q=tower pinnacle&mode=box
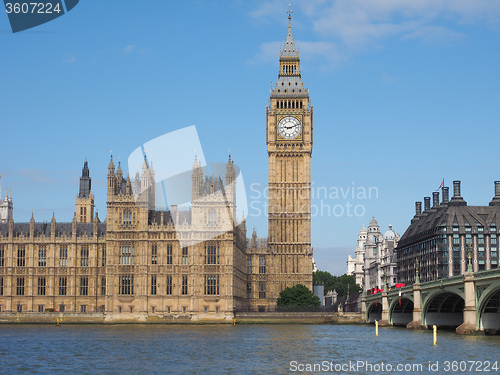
[282,5,298,58]
[270,6,306,98]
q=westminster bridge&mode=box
[362,268,500,334]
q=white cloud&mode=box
[124,44,136,53]
[249,0,284,20]
[296,41,345,67]
[249,0,500,67]
[312,0,500,46]
[249,41,282,64]
[402,25,464,43]
[3,168,78,189]
[381,73,395,83]
[62,57,76,65]
[123,44,151,54]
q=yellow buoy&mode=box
[433,325,437,346]
[375,320,379,336]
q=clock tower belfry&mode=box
[266,7,313,299]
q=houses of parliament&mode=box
[0,11,314,320]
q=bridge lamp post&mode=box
[466,244,473,273]
[415,259,420,284]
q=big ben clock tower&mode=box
[266,7,313,299]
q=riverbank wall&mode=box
[0,312,363,324]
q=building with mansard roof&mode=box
[396,181,500,285]
[0,8,314,319]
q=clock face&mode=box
[278,116,301,139]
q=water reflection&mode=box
[0,324,499,374]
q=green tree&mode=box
[313,270,336,293]
[276,284,320,307]
[313,271,361,297]
[334,274,361,298]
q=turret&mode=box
[358,224,367,245]
[136,154,155,209]
[76,158,94,223]
[0,176,13,223]
[191,155,203,201]
[8,216,14,239]
[251,228,257,248]
[51,212,56,237]
[79,159,91,199]
[93,211,99,236]
[107,155,116,197]
[240,210,246,232]
[126,175,132,195]
[29,212,35,238]
[72,212,77,237]
[141,155,149,193]
[116,161,123,187]
[225,154,236,218]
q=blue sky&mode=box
[1,0,500,275]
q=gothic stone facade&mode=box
[0,156,247,319]
[0,12,314,318]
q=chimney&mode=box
[489,181,500,206]
[449,180,467,206]
[453,180,462,198]
[432,192,440,208]
[415,202,422,216]
[442,187,449,204]
[424,197,431,211]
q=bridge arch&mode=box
[423,291,464,329]
[477,282,500,333]
[389,297,414,326]
[366,301,382,323]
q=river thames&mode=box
[0,324,499,374]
